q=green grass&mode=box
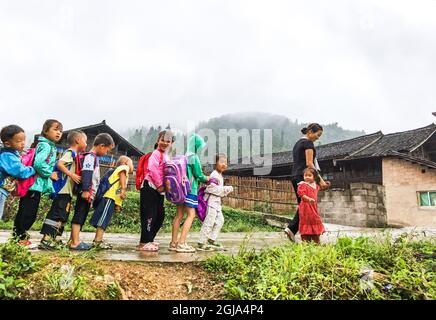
[0,192,280,234]
[204,234,436,300]
[0,241,121,299]
[0,241,39,299]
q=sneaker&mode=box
[17,239,32,246]
[284,227,295,242]
[168,242,178,251]
[176,243,196,253]
[38,239,61,251]
[18,240,38,249]
[207,240,225,251]
[92,241,113,250]
[197,243,214,251]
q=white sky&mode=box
[0,0,435,136]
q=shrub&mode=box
[204,235,436,300]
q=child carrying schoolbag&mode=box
[13,144,50,198]
[72,151,98,195]
[93,168,118,209]
[135,152,152,191]
[50,150,77,199]
[196,178,219,222]
[135,151,164,191]
[163,155,191,205]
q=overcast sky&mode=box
[1,0,436,136]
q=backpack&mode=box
[163,155,191,205]
[135,150,164,190]
[92,168,117,209]
[50,150,77,199]
[12,144,51,198]
[135,152,152,191]
[72,151,98,195]
[196,178,219,222]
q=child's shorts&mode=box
[40,194,72,237]
[72,196,91,227]
[90,197,115,230]
[184,194,198,209]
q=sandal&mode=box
[136,242,159,252]
[69,242,92,251]
[38,239,62,251]
[168,242,178,251]
[176,243,196,253]
[207,240,225,251]
[197,243,214,251]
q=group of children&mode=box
[136,131,233,253]
[0,120,130,250]
[0,121,237,252]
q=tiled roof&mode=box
[226,123,436,172]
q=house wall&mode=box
[382,158,436,227]
[318,183,387,227]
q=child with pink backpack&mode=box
[136,130,174,252]
[197,154,233,251]
[0,125,36,221]
[13,119,63,246]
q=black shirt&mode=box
[291,138,316,177]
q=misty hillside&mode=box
[127,112,366,154]
[196,112,365,152]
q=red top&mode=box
[297,182,325,236]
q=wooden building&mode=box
[225,123,436,226]
[33,120,144,166]
[226,123,436,189]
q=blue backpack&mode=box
[93,169,117,209]
[50,150,77,200]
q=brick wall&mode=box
[382,158,436,227]
[318,183,387,227]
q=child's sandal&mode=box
[137,242,159,252]
[168,242,178,251]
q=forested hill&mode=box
[127,112,365,153]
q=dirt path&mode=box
[101,261,225,300]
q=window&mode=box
[367,165,381,177]
[418,191,436,207]
[322,173,334,180]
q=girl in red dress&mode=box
[297,168,325,244]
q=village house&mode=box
[33,120,144,166]
[225,123,436,227]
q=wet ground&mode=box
[1,224,435,263]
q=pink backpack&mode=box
[13,144,51,198]
[197,178,219,222]
[163,155,191,205]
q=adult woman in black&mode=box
[284,123,330,242]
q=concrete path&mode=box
[1,224,435,263]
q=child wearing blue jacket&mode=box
[0,125,36,220]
